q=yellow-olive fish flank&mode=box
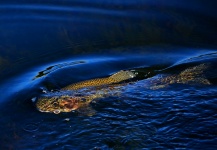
[61,70,136,90]
[36,70,136,114]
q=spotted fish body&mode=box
[36,64,212,114]
[36,70,136,114]
[61,70,136,90]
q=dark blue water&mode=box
[0,0,217,149]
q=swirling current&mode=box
[0,0,217,149]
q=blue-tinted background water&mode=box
[0,0,217,149]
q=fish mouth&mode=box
[36,96,81,114]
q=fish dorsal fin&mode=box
[109,70,136,82]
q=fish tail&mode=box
[178,63,211,85]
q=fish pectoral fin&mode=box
[77,105,96,116]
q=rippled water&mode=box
[0,1,217,149]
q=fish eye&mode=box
[53,102,59,107]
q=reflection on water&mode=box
[0,0,217,81]
[33,60,86,80]
[0,0,217,149]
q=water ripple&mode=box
[0,1,216,149]
[0,3,160,22]
[33,60,85,80]
[1,1,211,23]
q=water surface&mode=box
[0,0,217,149]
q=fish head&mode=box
[36,95,81,114]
